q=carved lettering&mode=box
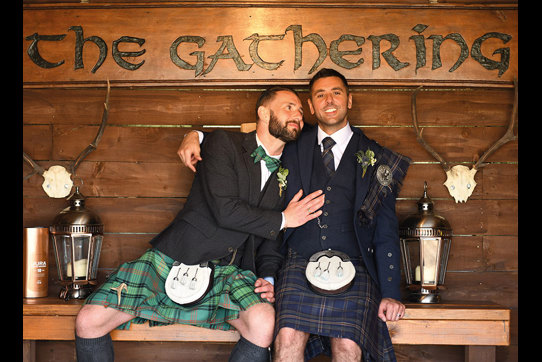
[112,36,146,71]
[428,33,469,72]
[202,35,252,76]
[409,24,428,74]
[329,34,365,69]
[244,33,285,71]
[170,36,206,76]
[69,26,108,73]
[25,33,67,68]
[285,25,327,74]
[471,32,511,77]
[368,34,409,71]
[24,25,514,78]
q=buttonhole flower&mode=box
[355,149,377,178]
[277,167,289,196]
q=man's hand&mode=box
[177,131,202,172]
[254,278,275,303]
[378,297,405,322]
[283,189,325,229]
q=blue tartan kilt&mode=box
[274,249,396,362]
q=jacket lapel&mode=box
[352,126,372,213]
[259,170,284,208]
[241,131,263,206]
[297,125,318,194]
[283,125,317,242]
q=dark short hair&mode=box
[308,68,349,94]
[255,86,299,118]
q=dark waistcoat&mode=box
[288,133,361,259]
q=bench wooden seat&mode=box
[23,296,509,362]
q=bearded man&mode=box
[74,86,325,362]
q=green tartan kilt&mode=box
[84,248,266,331]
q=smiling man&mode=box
[272,69,411,362]
[307,74,353,134]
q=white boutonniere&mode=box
[277,167,289,196]
[355,148,377,178]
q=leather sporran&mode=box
[305,250,356,295]
[165,261,214,306]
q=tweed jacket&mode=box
[281,123,411,300]
[151,129,285,279]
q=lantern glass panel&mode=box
[71,234,91,279]
[53,233,95,280]
[400,238,420,285]
[89,235,103,279]
[53,234,72,281]
[438,237,452,284]
[421,237,441,287]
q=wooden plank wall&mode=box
[22,1,518,361]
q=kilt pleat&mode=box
[274,250,396,362]
[84,248,265,331]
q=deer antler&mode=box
[69,79,111,175]
[473,78,518,170]
[23,80,111,198]
[411,86,451,172]
[23,151,45,180]
[411,80,519,203]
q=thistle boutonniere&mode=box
[355,148,377,178]
[277,167,289,196]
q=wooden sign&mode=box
[23,4,517,88]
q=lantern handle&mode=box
[73,176,84,188]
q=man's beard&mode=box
[268,111,301,142]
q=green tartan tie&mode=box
[251,145,281,173]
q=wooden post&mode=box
[465,345,496,362]
[23,340,35,362]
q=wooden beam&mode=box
[110,323,240,342]
[466,346,496,362]
[23,298,510,345]
[387,319,509,346]
[23,5,517,88]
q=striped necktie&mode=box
[321,137,336,176]
[251,145,281,173]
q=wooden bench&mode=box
[23,296,509,362]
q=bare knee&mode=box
[76,305,100,337]
[75,305,133,339]
[250,303,275,345]
[330,338,361,362]
[232,303,275,347]
[273,327,308,362]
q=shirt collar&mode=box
[317,123,353,149]
[255,134,282,160]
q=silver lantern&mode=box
[50,186,104,300]
[399,182,452,303]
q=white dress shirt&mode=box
[255,135,281,190]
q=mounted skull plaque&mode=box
[410,79,517,203]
